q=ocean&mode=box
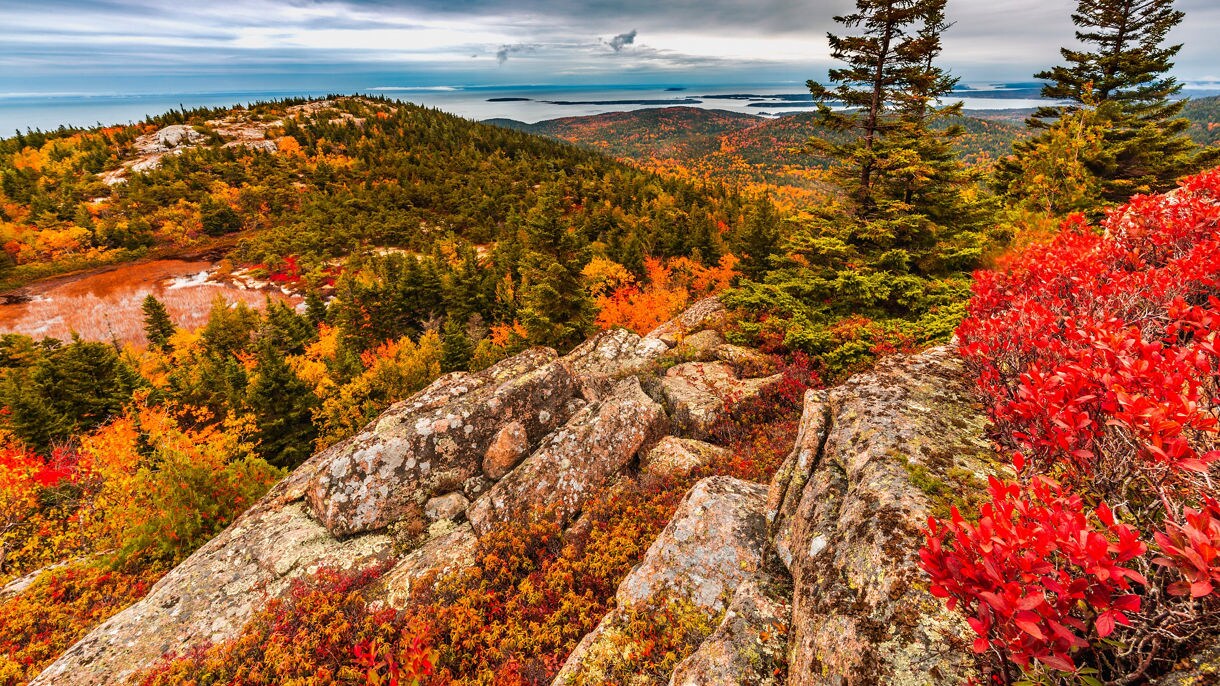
[0,82,1068,134]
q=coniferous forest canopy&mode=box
[1,0,1220,684]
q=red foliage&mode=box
[922,476,1146,673]
[922,168,1220,682]
[1153,498,1220,599]
[0,445,76,488]
[136,566,435,686]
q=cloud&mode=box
[1,0,1219,90]
[608,29,637,52]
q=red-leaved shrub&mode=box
[922,169,1220,684]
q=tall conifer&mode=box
[1006,0,1218,201]
[141,295,176,350]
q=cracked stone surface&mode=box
[563,327,669,381]
[366,523,479,611]
[468,376,667,537]
[306,347,577,537]
[661,361,783,438]
[646,296,727,346]
[553,476,771,685]
[767,345,996,686]
[668,579,791,686]
[30,500,394,686]
[641,436,729,482]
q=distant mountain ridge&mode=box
[490,97,1220,197]
[488,106,1027,197]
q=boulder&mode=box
[562,327,669,380]
[641,436,728,482]
[423,492,469,522]
[137,124,206,154]
[768,345,996,686]
[661,361,783,438]
[766,389,831,568]
[668,580,791,686]
[714,344,777,377]
[553,476,771,685]
[306,347,577,537]
[483,420,529,480]
[30,500,394,686]
[468,377,667,537]
[618,476,769,610]
[674,329,725,358]
[366,523,479,611]
[646,296,728,346]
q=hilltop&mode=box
[490,106,1026,202]
[0,97,765,293]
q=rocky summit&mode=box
[31,299,1000,686]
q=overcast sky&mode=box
[2,0,1219,95]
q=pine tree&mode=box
[0,337,140,452]
[246,336,318,469]
[808,0,935,211]
[518,184,596,349]
[1009,0,1218,201]
[141,295,176,350]
[441,318,473,373]
[805,0,985,270]
[304,290,328,328]
[736,204,782,281]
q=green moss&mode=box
[893,451,989,522]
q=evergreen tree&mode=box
[141,295,176,350]
[805,0,984,270]
[200,198,243,236]
[0,337,140,452]
[246,336,317,469]
[261,299,315,355]
[728,0,985,375]
[1006,0,1218,201]
[441,318,473,373]
[304,290,328,328]
[518,184,596,349]
[735,204,782,281]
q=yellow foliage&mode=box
[314,330,443,448]
[11,147,44,172]
[289,324,342,399]
[581,257,635,297]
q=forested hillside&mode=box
[0,97,762,291]
[5,0,1220,680]
[495,107,1027,207]
[1185,94,1220,146]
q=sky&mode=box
[2,0,1220,96]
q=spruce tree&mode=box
[518,184,596,350]
[1010,0,1218,201]
[141,295,176,350]
[246,336,318,469]
[736,203,782,281]
[728,0,984,375]
[441,318,473,373]
[805,0,984,273]
[304,290,328,328]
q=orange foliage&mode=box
[0,562,165,685]
[593,254,739,335]
[276,135,304,157]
